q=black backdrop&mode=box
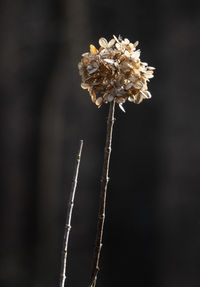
[1,0,200,286]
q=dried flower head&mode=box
[78,35,155,111]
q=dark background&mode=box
[1,0,200,286]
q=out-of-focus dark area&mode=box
[1,0,200,286]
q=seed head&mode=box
[78,35,155,110]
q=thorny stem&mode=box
[59,140,83,287]
[89,101,116,287]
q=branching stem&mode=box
[59,140,83,287]
[89,101,116,287]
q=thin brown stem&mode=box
[89,101,116,287]
[59,140,83,287]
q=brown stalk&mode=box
[89,100,116,287]
[59,140,83,287]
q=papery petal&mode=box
[140,90,152,99]
[119,103,126,112]
[81,83,89,89]
[108,38,115,48]
[88,67,98,74]
[95,97,103,107]
[125,82,133,90]
[115,43,121,50]
[90,44,98,55]
[131,50,141,59]
[82,57,89,64]
[82,52,89,57]
[99,37,108,48]
[90,90,96,103]
[133,81,143,89]
[104,59,115,64]
[145,71,154,79]
[106,95,114,102]
[133,41,139,48]
[113,35,120,43]
[134,94,143,104]
[128,96,135,102]
[123,38,130,44]
[124,50,130,57]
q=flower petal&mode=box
[113,35,120,43]
[134,93,143,104]
[90,44,98,55]
[133,41,139,48]
[88,67,98,74]
[123,38,130,44]
[99,37,108,48]
[128,96,135,102]
[140,90,152,99]
[90,90,96,103]
[104,58,115,64]
[133,81,143,89]
[132,50,141,59]
[108,38,115,48]
[81,83,89,89]
[125,82,133,90]
[115,43,121,50]
[119,103,126,112]
[95,97,103,107]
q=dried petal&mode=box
[133,81,143,89]
[119,103,126,112]
[125,82,133,90]
[108,38,115,48]
[89,68,97,74]
[128,96,135,102]
[134,93,143,104]
[90,44,98,55]
[106,95,114,102]
[95,97,103,107]
[132,50,141,59]
[133,41,139,47]
[99,37,108,48]
[145,71,154,79]
[115,43,121,50]
[116,97,125,103]
[104,59,115,64]
[140,90,152,99]
[90,90,96,103]
[113,35,120,43]
[124,50,130,57]
[123,38,130,44]
[82,52,89,57]
[81,83,89,89]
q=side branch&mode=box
[89,101,116,287]
[59,140,83,287]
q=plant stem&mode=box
[89,100,116,287]
[59,140,83,287]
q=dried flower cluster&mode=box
[78,35,155,111]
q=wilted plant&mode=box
[78,35,155,287]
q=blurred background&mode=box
[0,0,200,286]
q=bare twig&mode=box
[89,101,116,287]
[59,140,83,287]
